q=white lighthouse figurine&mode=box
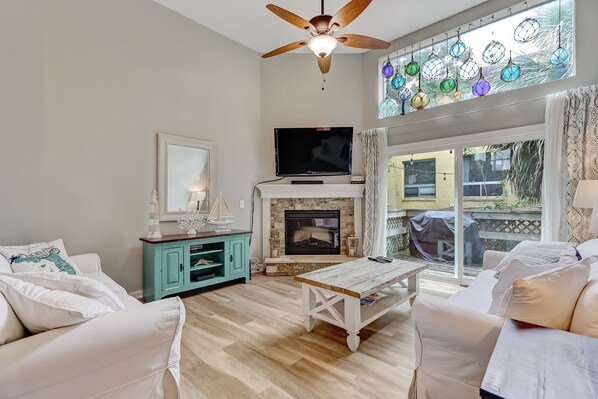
[147,188,162,238]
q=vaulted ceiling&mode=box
[153,0,488,54]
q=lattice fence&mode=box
[386,212,409,254]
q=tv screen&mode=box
[275,127,353,176]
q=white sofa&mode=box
[0,253,186,399]
[410,246,597,399]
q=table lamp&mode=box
[191,191,206,211]
[573,180,598,233]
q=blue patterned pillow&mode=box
[0,239,81,275]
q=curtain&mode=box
[562,84,598,243]
[544,84,598,243]
[542,92,567,241]
[362,127,388,256]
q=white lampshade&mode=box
[191,191,206,202]
[573,180,598,208]
[308,34,338,58]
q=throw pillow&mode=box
[570,276,598,337]
[3,272,126,311]
[494,258,592,331]
[0,239,81,275]
[488,259,563,314]
[0,294,26,345]
[493,241,579,278]
[0,275,112,333]
[576,238,598,259]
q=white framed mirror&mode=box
[157,133,216,221]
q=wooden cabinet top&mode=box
[139,229,251,244]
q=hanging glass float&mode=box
[399,87,412,115]
[500,51,522,82]
[422,51,445,79]
[439,68,456,93]
[405,48,420,77]
[411,72,430,111]
[378,94,399,118]
[459,54,479,80]
[450,29,467,59]
[550,0,569,67]
[391,70,406,90]
[514,18,540,43]
[381,56,394,78]
[472,68,491,97]
[482,40,506,64]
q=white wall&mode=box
[0,0,261,292]
[362,0,598,146]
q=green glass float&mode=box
[450,30,467,59]
[379,94,399,118]
[482,40,506,64]
[405,51,420,77]
[439,68,456,93]
[500,51,521,82]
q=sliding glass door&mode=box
[387,128,545,284]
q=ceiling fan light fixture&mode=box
[308,34,338,58]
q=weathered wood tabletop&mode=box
[481,318,598,399]
[294,257,428,299]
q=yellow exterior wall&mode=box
[388,150,521,211]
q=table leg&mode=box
[408,273,420,307]
[302,283,316,332]
[344,296,361,352]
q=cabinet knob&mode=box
[180,263,183,272]
[230,255,233,262]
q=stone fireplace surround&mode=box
[258,184,364,275]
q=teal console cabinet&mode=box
[140,230,251,302]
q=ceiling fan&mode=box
[261,0,390,75]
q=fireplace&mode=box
[285,210,341,255]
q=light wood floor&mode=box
[179,275,461,399]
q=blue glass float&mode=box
[379,96,399,118]
[472,69,491,97]
[501,53,522,82]
[450,30,467,58]
[550,47,570,65]
[391,73,406,90]
[381,57,394,79]
[399,87,412,115]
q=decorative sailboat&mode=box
[207,190,235,232]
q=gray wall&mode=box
[0,0,261,292]
[362,0,598,146]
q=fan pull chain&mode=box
[321,74,326,90]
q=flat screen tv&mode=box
[275,127,353,176]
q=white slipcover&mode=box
[0,253,185,399]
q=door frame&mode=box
[387,124,545,285]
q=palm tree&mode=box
[485,140,544,204]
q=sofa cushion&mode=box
[0,239,81,275]
[493,241,578,277]
[84,271,128,295]
[495,259,591,330]
[0,294,26,345]
[488,259,567,314]
[446,270,496,312]
[0,256,10,273]
[577,239,598,259]
[570,276,598,337]
[0,275,112,333]
[3,272,126,311]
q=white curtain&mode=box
[362,127,388,256]
[543,84,598,243]
[542,91,567,241]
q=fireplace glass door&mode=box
[285,210,341,255]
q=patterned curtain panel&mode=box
[562,84,598,243]
[362,128,388,256]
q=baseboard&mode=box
[129,289,143,299]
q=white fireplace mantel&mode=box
[258,184,364,261]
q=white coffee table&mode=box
[294,257,428,351]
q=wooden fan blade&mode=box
[329,0,372,31]
[266,4,315,31]
[262,40,308,58]
[317,55,332,74]
[337,34,390,49]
